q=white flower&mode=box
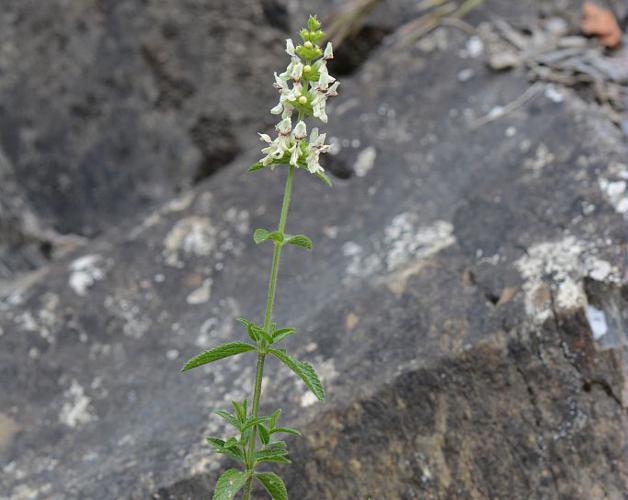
[323,42,334,60]
[286,39,295,57]
[293,120,307,140]
[270,102,283,115]
[276,117,292,135]
[312,93,328,123]
[316,62,335,91]
[304,128,331,174]
[290,142,300,166]
[290,60,304,81]
[258,133,272,143]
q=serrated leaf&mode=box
[251,324,273,345]
[206,438,244,463]
[207,437,226,450]
[253,228,270,244]
[267,231,284,243]
[232,400,246,423]
[316,170,333,187]
[255,448,291,464]
[214,410,241,429]
[256,472,288,500]
[259,423,270,445]
[248,162,265,172]
[272,328,296,343]
[212,468,248,500]
[269,349,326,401]
[238,317,260,343]
[271,427,302,437]
[285,234,312,250]
[242,416,269,432]
[269,409,281,428]
[181,342,256,372]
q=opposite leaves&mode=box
[269,349,325,401]
[181,342,256,372]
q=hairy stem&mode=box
[243,164,295,499]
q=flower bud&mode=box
[298,95,308,105]
[304,41,313,49]
[303,65,312,73]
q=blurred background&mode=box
[1,0,627,498]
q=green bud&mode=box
[304,40,313,49]
[308,15,321,31]
[303,64,312,73]
[298,95,307,104]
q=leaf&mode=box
[285,234,312,250]
[207,437,226,450]
[251,323,273,345]
[206,437,245,463]
[259,423,270,445]
[248,162,265,173]
[242,416,269,432]
[232,400,246,423]
[238,317,260,343]
[271,427,302,437]
[254,229,284,245]
[255,448,291,464]
[214,410,241,429]
[253,229,270,244]
[272,328,296,343]
[316,170,333,187]
[269,409,281,428]
[181,342,256,372]
[269,349,326,401]
[256,472,288,500]
[212,468,249,500]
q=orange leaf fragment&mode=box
[581,1,622,48]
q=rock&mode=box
[1,3,626,500]
[0,0,288,279]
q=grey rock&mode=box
[1,3,627,500]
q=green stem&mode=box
[243,164,295,500]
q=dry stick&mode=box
[471,82,543,128]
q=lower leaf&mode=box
[212,468,249,500]
[256,472,288,500]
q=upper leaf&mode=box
[285,234,312,250]
[269,349,326,401]
[256,472,288,500]
[272,327,296,343]
[214,410,241,429]
[181,342,256,372]
[254,229,284,245]
[271,427,302,437]
[212,468,249,500]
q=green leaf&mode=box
[181,342,256,372]
[206,438,245,463]
[285,234,312,250]
[255,449,291,464]
[212,468,249,500]
[254,229,284,244]
[256,472,288,500]
[242,416,269,432]
[269,409,281,428]
[232,400,246,423]
[272,328,296,343]
[316,170,333,187]
[214,410,241,429]
[271,427,302,437]
[248,162,265,172]
[251,324,273,345]
[253,229,270,244]
[259,423,270,445]
[269,349,326,401]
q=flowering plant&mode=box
[181,15,338,500]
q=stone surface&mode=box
[1,1,627,500]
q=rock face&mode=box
[1,1,627,499]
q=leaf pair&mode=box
[238,317,297,347]
[212,469,287,500]
[253,229,312,250]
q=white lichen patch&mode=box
[354,146,376,177]
[515,236,620,323]
[523,143,555,178]
[300,391,318,408]
[186,278,213,305]
[163,216,217,266]
[68,254,106,296]
[585,305,608,339]
[104,296,152,339]
[59,379,96,428]
[598,177,628,214]
[343,213,455,293]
